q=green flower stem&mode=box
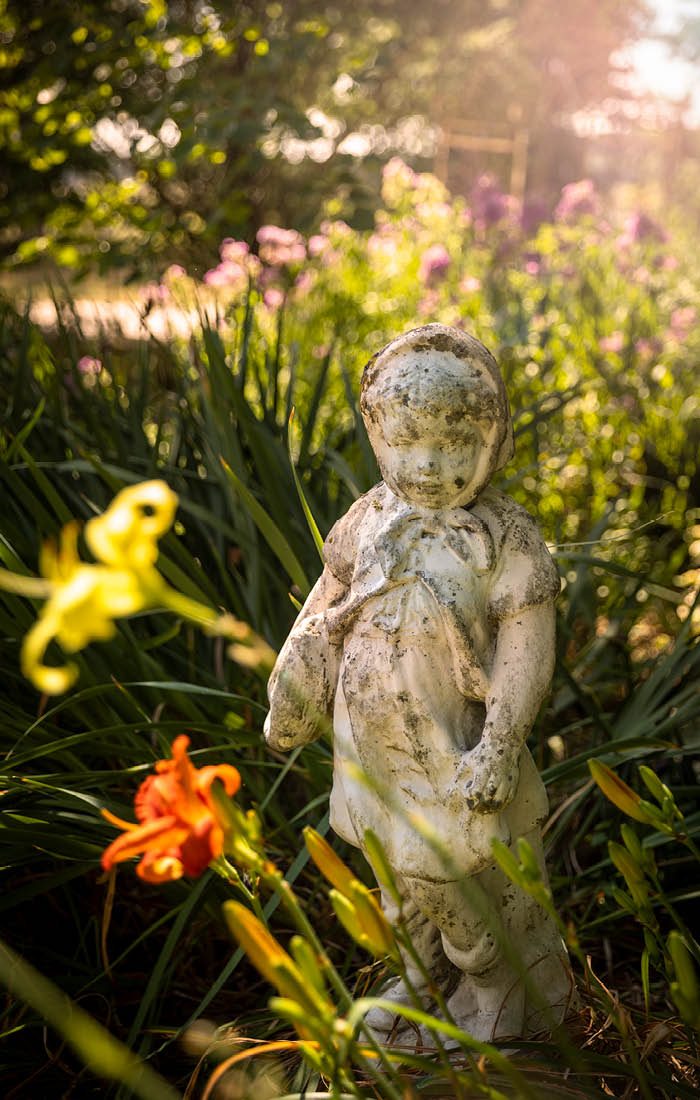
[260,869,407,1100]
[678,831,700,865]
[157,585,220,628]
[647,868,700,964]
[211,857,273,928]
[0,566,52,598]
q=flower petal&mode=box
[85,480,178,569]
[198,764,241,799]
[21,614,79,696]
[101,816,186,870]
[137,852,185,883]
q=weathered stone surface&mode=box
[265,323,575,1043]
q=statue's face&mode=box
[363,350,504,509]
[368,404,499,509]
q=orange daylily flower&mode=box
[101,735,241,883]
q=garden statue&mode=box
[264,323,575,1043]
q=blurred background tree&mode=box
[0,0,656,278]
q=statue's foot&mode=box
[444,975,480,1039]
[363,976,432,1046]
[523,955,579,1036]
[446,975,525,1043]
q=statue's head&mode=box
[360,324,513,509]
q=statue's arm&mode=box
[289,566,349,625]
[263,566,348,752]
[461,602,556,813]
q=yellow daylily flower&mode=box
[17,482,177,694]
[21,564,153,695]
[0,479,275,694]
[85,480,178,570]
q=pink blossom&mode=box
[77,355,102,375]
[319,219,352,238]
[263,287,285,310]
[418,244,450,284]
[635,338,661,359]
[669,306,696,337]
[220,238,250,262]
[382,157,417,187]
[599,332,624,354]
[415,201,452,221]
[162,264,186,282]
[417,289,440,317]
[203,260,247,288]
[256,225,306,266]
[459,275,481,294]
[523,251,542,275]
[294,271,313,293]
[554,179,601,223]
[308,233,339,266]
[308,234,329,257]
[368,231,398,259]
[632,266,651,285]
[141,282,170,304]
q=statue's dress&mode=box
[322,482,560,884]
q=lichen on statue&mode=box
[264,323,575,1043]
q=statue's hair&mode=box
[360,324,514,470]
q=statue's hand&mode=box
[460,740,520,814]
[263,710,297,752]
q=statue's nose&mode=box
[416,453,438,473]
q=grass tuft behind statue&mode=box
[0,167,698,1097]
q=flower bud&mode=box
[589,759,660,826]
[304,826,357,895]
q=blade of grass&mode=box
[287,409,324,561]
[220,458,310,595]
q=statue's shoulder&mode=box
[472,487,546,553]
[473,488,560,614]
[323,482,386,583]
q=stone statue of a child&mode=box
[264,324,574,1041]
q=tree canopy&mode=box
[0,0,651,275]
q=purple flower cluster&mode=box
[617,212,668,249]
[554,179,601,223]
[471,173,521,230]
[418,243,451,284]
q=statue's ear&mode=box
[495,416,515,470]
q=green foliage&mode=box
[0,938,180,1100]
[0,0,651,274]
